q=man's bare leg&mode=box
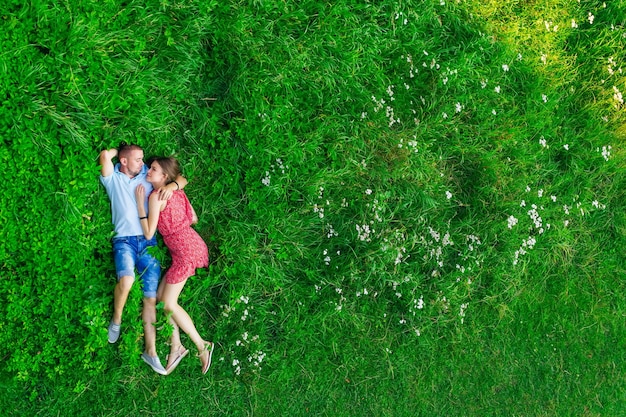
[112,275,134,324]
[142,297,158,357]
[108,275,134,343]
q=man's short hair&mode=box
[118,143,143,160]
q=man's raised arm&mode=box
[99,148,118,177]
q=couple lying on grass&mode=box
[99,143,213,375]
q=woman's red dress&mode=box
[156,190,208,284]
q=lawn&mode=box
[1,0,625,416]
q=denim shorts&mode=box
[112,236,161,298]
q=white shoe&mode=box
[141,352,167,375]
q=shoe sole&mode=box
[165,348,189,375]
[202,343,214,375]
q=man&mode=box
[99,143,187,375]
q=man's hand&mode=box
[99,148,118,177]
[158,184,175,201]
[158,175,187,200]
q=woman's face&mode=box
[146,161,167,185]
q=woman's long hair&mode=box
[150,157,181,185]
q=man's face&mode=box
[121,149,144,178]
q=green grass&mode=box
[1,0,626,415]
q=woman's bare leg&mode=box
[161,281,208,356]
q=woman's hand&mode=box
[135,184,146,210]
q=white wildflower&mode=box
[261,172,271,186]
[613,86,623,105]
[459,303,468,324]
[313,204,324,219]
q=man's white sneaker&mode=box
[107,321,121,344]
[141,353,167,375]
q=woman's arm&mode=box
[135,185,163,240]
[190,202,198,225]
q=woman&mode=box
[135,157,213,375]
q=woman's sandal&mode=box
[165,346,189,375]
[197,342,214,375]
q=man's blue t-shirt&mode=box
[100,164,153,237]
